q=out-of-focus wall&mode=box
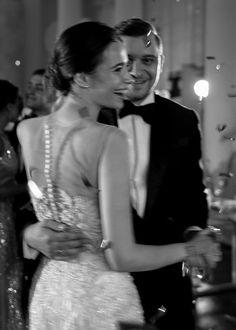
[203,0,236,198]
[0,0,24,90]
[22,0,57,93]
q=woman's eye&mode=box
[114,66,123,73]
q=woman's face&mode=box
[88,40,132,110]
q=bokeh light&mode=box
[194,79,209,100]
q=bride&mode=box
[17,21,220,329]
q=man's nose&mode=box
[129,61,137,77]
[124,67,134,85]
[130,59,144,77]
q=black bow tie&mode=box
[119,101,153,123]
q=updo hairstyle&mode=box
[47,21,119,96]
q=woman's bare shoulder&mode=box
[17,116,47,140]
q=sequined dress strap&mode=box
[44,117,83,221]
[44,119,58,221]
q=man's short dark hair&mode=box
[32,68,46,76]
[115,17,163,52]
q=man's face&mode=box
[122,34,164,104]
[25,74,47,114]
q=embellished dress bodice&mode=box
[28,117,143,330]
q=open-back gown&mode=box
[27,116,143,329]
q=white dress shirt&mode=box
[118,93,154,217]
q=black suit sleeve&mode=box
[182,110,208,229]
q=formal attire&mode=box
[25,116,143,329]
[0,132,24,330]
[99,94,208,330]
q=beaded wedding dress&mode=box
[0,132,24,330]
[28,117,143,330]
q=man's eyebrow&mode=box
[142,54,158,59]
[143,54,157,57]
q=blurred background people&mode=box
[0,79,26,329]
[23,68,55,118]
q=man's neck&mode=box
[132,93,155,106]
[34,107,50,117]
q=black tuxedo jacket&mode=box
[99,94,208,246]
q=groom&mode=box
[22,18,214,330]
[99,18,210,329]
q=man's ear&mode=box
[74,73,89,88]
[160,54,165,72]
